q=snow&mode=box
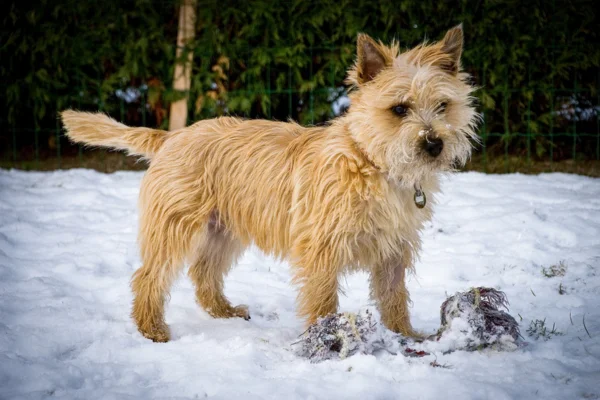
[0,168,599,399]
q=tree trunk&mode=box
[169,0,197,131]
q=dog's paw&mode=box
[401,328,427,341]
[233,304,251,321]
[139,323,171,343]
[410,331,428,342]
[207,303,251,320]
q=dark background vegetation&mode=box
[1,0,599,174]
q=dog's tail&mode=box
[60,110,168,158]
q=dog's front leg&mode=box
[292,248,341,326]
[370,249,422,338]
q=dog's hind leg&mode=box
[131,212,202,342]
[131,259,178,343]
[131,166,212,342]
[188,213,250,320]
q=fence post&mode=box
[481,63,488,173]
[142,89,147,127]
[526,65,531,168]
[97,70,106,171]
[245,49,250,119]
[169,0,197,131]
[550,82,554,165]
[309,47,314,124]
[77,74,84,164]
[120,96,126,168]
[12,125,16,167]
[288,65,292,118]
[34,111,39,169]
[55,104,61,168]
[267,63,271,119]
[572,75,577,161]
[503,71,509,172]
[550,4,555,166]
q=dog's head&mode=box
[344,25,480,187]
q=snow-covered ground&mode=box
[0,169,599,399]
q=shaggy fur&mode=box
[61,25,479,342]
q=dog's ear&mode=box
[438,24,463,74]
[346,33,394,87]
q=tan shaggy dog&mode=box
[61,25,479,343]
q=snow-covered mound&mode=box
[0,169,599,399]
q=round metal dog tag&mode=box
[414,189,426,209]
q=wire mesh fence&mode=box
[477,65,600,172]
[1,54,598,173]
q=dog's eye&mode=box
[438,101,448,113]
[392,105,408,117]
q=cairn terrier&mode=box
[61,24,479,342]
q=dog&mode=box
[61,24,479,342]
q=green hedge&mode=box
[1,0,599,164]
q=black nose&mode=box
[424,138,444,157]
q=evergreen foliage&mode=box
[1,0,599,162]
